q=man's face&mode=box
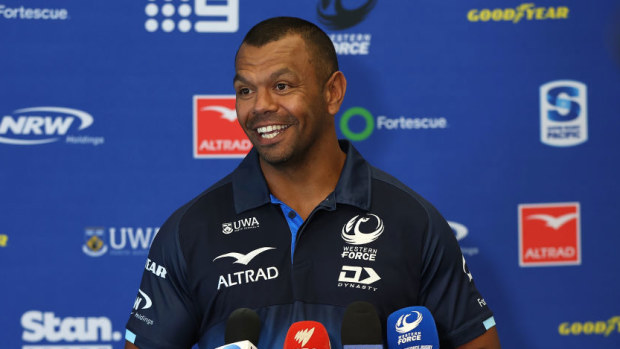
[234,34,333,166]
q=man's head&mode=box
[236,17,339,84]
[233,17,346,167]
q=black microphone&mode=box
[215,308,261,349]
[341,301,384,349]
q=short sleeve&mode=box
[125,212,200,349]
[418,204,495,348]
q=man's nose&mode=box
[253,88,277,115]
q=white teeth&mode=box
[257,125,288,138]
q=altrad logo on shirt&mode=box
[213,247,279,290]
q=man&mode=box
[125,17,500,349]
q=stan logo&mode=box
[317,0,377,30]
[83,227,108,257]
[145,0,238,33]
[395,311,423,334]
[0,106,100,145]
[21,311,123,344]
[341,213,384,245]
[519,202,581,267]
[194,95,252,158]
[294,327,315,346]
[540,80,588,147]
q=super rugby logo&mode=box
[341,213,384,245]
[395,311,423,333]
[0,107,94,145]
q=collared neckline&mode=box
[232,140,372,214]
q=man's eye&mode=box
[238,88,250,95]
[275,83,288,91]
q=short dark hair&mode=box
[237,17,339,82]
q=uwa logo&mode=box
[0,107,95,145]
[83,226,160,257]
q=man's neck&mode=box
[260,140,346,220]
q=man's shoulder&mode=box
[369,165,435,210]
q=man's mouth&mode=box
[256,124,290,139]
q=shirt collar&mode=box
[232,140,372,214]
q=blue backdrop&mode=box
[2,0,620,348]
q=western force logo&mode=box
[213,247,275,265]
[342,213,384,245]
[339,106,448,141]
[519,202,581,267]
[145,0,238,33]
[395,311,423,334]
[467,4,569,23]
[21,311,123,347]
[214,247,279,289]
[294,327,315,346]
[194,95,252,158]
[221,217,260,234]
[0,106,103,146]
[317,0,376,30]
[540,80,588,147]
[82,226,159,257]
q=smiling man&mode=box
[124,17,500,349]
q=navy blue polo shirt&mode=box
[125,140,495,349]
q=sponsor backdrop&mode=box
[1,0,619,348]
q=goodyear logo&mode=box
[559,316,620,336]
[0,234,8,247]
[468,4,569,23]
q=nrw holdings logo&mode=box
[540,80,587,147]
[82,226,159,257]
[144,0,238,33]
[194,95,251,158]
[0,106,104,146]
[338,106,448,141]
[519,202,581,267]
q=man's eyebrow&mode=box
[233,68,298,85]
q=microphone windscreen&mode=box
[386,306,439,349]
[224,308,261,345]
[283,321,331,349]
[341,301,383,346]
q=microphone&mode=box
[386,306,439,349]
[215,308,261,349]
[283,320,331,349]
[341,301,384,349]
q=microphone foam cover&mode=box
[224,308,261,345]
[341,301,383,345]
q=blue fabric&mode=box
[270,194,304,262]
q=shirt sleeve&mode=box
[125,210,200,349]
[418,203,495,348]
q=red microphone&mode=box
[283,321,331,349]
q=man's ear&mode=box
[324,71,347,116]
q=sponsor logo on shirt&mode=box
[221,217,260,234]
[559,316,620,337]
[144,0,239,33]
[145,258,167,279]
[82,226,159,257]
[0,106,104,146]
[540,80,588,147]
[194,95,252,158]
[519,202,581,267]
[341,213,384,245]
[213,247,279,290]
[21,310,123,348]
[132,290,155,326]
[337,265,381,292]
